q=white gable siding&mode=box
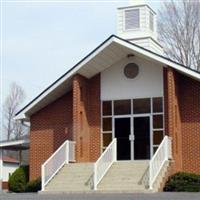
[101,57,163,100]
[131,38,163,54]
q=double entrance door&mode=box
[115,116,151,160]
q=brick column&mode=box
[88,74,101,162]
[72,74,101,162]
[72,75,90,162]
[163,67,183,172]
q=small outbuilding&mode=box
[0,138,30,190]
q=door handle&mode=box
[129,135,135,141]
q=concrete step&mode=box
[44,161,151,193]
[97,161,149,192]
[45,163,94,192]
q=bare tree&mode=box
[3,82,27,140]
[158,0,200,71]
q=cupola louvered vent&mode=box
[117,3,163,54]
[149,11,154,31]
[125,9,140,30]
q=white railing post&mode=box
[93,138,117,190]
[148,136,172,190]
[41,140,75,191]
[41,165,45,191]
[113,139,117,162]
[165,138,168,160]
[149,162,152,190]
[94,163,97,190]
[168,137,172,159]
[66,140,69,164]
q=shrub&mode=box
[25,177,41,192]
[164,172,200,192]
[8,165,29,193]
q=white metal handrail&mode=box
[41,140,75,191]
[149,136,172,189]
[94,138,117,190]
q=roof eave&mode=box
[15,35,116,120]
[14,35,200,120]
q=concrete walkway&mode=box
[0,192,200,200]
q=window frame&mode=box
[101,97,165,156]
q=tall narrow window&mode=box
[125,9,140,30]
[149,12,154,31]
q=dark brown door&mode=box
[115,118,131,160]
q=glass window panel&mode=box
[103,118,112,131]
[114,100,131,115]
[153,97,163,113]
[153,131,163,145]
[153,115,163,129]
[103,101,112,116]
[103,133,112,147]
[133,98,151,114]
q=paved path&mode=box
[0,192,200,200]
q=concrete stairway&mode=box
[97,161,149,192]
[45,163,94,192]
[44,161,150,193]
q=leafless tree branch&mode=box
[3,82,29,140]
[158,0,200,71]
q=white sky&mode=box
[2,0,160,106]
[1,0,161,113]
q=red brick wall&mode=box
[29,92,73,180]
[72,74,101,162]
[164,67,200,174]
[2,182,8,190]
[178,74,200,174]
[29,73,100,179]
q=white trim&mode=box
[0,139,30,148]
[14,113,28,121]
[101,97,164,160]
[113,37,200,80]
[15,37,115,120]
[94,138,117,190]
[15,35,200,120]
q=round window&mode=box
[124,63,139,79]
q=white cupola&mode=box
[117,0,163,54]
